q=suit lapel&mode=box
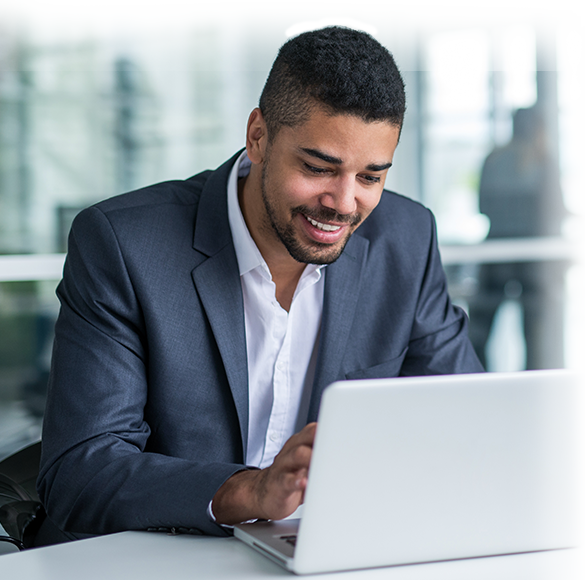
[188,151,370,439]
[307,234,370,421]
[190,153,250,457]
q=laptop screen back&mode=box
[291,370,579,574]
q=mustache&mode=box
[292,205,362,227]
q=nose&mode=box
[319,175,358,216]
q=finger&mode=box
[278,468,308,493]
[275,442,312,473]
[294,469,308,491]
[278,423,317,456]
[297,422,317,444]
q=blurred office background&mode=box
[0,2,583,460]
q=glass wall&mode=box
[0,280,55,458]
[0,29,269,255]
[421,26,542,243]
[419,10,585,370]
[558,26,585,222]
[0,0,240,458]
[0,5,582,459]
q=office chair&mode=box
[0,441,46,550]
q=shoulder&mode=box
[376,189,431,220]
[70,169,217,237]
[358,189,434,242]
[65,170,220,267]
[92,170,213,216]
[76,150,241,234]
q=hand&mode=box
[211,422,317,525]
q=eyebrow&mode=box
[300,147,392,172]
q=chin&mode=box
[286,238,349,265]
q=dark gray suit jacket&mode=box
[37,151,482,538]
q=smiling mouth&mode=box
[305,215,342,232]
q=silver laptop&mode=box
[234,370,580,574]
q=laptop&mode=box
[234,370,580,574]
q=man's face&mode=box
[251,108,401,266]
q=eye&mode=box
[359,174,382,184]
[304,163,330,175]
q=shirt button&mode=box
[269,432,278,442]
[276,361,286,372]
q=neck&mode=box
[271,266,305,312]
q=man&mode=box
[469,107,568,371]
[36,26,482,543]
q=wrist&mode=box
[212,469,265,525]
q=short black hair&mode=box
[259,26,406,139]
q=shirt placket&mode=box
[261,298,291,466]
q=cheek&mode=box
[356,190,384,217]
[280,175,323,207]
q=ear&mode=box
[246,108,268,164]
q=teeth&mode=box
[306,216,341,232]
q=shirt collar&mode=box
[227,150,267,277]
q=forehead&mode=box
[272,108,400,164]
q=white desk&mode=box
[0,531,582,579]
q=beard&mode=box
[260,165,362,265]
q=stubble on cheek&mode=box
[259,165,363,265]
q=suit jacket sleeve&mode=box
[398,209,483,376]
[326,193,483,387]
[37,201,246,537]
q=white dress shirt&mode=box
[227,151,325,469]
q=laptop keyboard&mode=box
[280,534,297,547]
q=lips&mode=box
[305,216,342,232]
[300,213,348,244]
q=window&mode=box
[422,26,539,243]
[557,18,585,214]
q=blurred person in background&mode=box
[468,106,568,370]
